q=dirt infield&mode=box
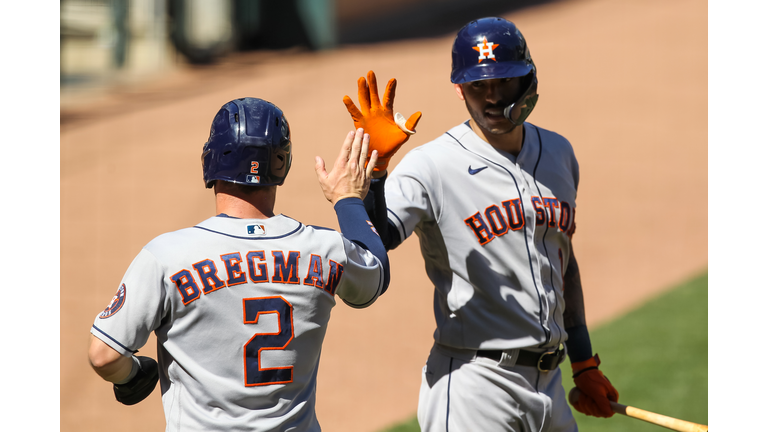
[60,0,706,431]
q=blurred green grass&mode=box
[379,271,708,432]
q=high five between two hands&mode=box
[314,128,378,205]
[315,71,423,202]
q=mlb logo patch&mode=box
[247,224,266,235]
[99,283,127,319]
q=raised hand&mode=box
[343,70,422,172]
[315,128,379,204]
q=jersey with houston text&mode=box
[91,214,384,432]
[386,121,578,351]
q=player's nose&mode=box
[483,80,505,103]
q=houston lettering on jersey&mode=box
[170,250,344,306]
[464,196,575,245]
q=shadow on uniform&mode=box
[420,249,554,430]
[424,249,530,389]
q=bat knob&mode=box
[568,387,582,405]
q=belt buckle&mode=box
[537,345,565,372]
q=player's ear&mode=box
[454,84,465,101]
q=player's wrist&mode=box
[333,196,365,211]
[571,353,600,375]
[372,169,388,178]
[113,356,159,405]
[565,324,593,363]
[114,355,141,384]
[372,156,391,171]
[331,193,363,205]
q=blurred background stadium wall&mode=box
[60,0,554,103]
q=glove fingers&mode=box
[357,76,371,114]
[582,394,612,418]
[405,111,422,131]
[366,70,382,109]
[607,386,619,402]
[382,78,397,113]
[591,392,614,417]
[573,368,617,418]
[343,96,364,125]
[573,396,599,417]
[603,375,619,402]
[581,395,613,417]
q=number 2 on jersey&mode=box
[243,296,294,386]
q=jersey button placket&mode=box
[518,167,551,341]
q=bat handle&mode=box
[609,401,628,415]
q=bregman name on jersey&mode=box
[170,251,344,305]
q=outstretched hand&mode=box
[315,128,379,204]
[343,70,422,172]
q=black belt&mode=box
[476,348,566,372]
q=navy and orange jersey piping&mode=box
[529,125,564,347]
[193,224,303,240]
[92,325,138,354]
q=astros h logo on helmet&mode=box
[473,37,500,62]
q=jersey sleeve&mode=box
[332,197,389,308]
[384,147,441,241]
[90,248,168,356]
[335,235,386,308]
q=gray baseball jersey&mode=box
[386,121,578,351]
[91,214,384,431]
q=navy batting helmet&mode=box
[202,97,292,188]
[451,17,539,126]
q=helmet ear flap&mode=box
[271,116,292,184]
[503,72,538,126]
[270,142,291,182]
[201,148,214,188]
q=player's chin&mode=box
[482,117,515,135]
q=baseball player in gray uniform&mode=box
[88,97,389,431]
[344,17,620,431]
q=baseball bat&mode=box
[568,388,708,432]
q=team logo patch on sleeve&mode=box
[99,283,127,319]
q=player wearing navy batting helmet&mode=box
[89,97,389,431]
[345,17,620,431]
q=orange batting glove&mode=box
[570,354,619,418]
[343,70,422,172]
